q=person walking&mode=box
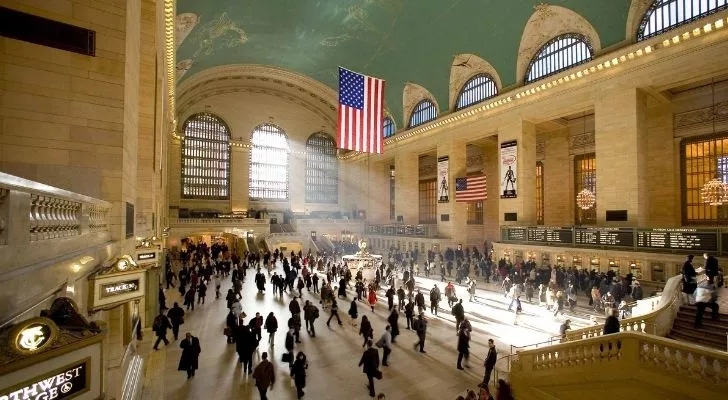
[682,255,697,304]
[404,300,415,330]
[284,327,296,370]
[312,273,320,294]
[396,286,406,311]
[264,312,278,345]
[412,314,427,353]
[250,312,264,343]
[226,310,238,344]
[290,351,308,399]
[483,339,497,387]
[456,324,470,370]
[368,287,378,312]
[184,287,196,311]
[377,325,393,366]
[386,287,395,311]
[213,273,221,299]
[359,315,374,347]
[236,324,256,375]
[197,281,207,304]
[429,285,441,316]
[358,340,380,398]
[559,319,571,342]
[452,299,465,335]
[348,299,359,323]
[166,302,185,340]
[303,300,320,337]
[326,299,343,326]
[253,352,275,400]
[603,308,620,335]
[694,280,720,328]
[387,309,400,343]
[152,311,173,350]
[178,332,201,379]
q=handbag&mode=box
[282,352,292,363]
[223,327,231,336]
[374,370,383,380]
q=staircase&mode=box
[667,305,728,351]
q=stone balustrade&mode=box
[169,217,268,226]
[0,172,112,274]
[510,331,728,397]
[564,274,683,341]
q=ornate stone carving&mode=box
[536,136,545,159]
[570,131,595,151]
[674,101,728,129]
[516,5,602,84]
[402,82,438,127]
[87,204,109,233]
[466,154,483,168]
[29,194,81,241]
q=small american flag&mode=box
[337,67,386,154]
[455,175,487,202]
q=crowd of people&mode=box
[153,239,516,399]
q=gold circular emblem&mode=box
[9,317,59,356]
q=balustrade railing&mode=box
[564,274,683,341]
[169,217,268,225]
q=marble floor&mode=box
[140,266,598,400]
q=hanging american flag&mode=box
[337,67,386,154]
[455,175,487,202]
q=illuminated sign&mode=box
[100,279,140,298]
[137,252,156,261]
[0,360,88,400]
[9,317,58,356]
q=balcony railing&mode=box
[366,223,438,238]
[168,217,269,226]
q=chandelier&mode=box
[576,189,596,210]
[701,177,728,206]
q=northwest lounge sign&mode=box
[0,359,89,400]
[100,279,140,299]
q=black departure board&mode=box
[502,227,527,242]
[574,228,634,247]
[636,229,719,252]
[527,227,573,244]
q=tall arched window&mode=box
[249,123,289,200]
[305,132,338,204]
[525,33,593,84]
[408,100,437,128]
[383,116,396,138]
[638,0,728,41]
[181,113,230,199]
[456,74,498,110]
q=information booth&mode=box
[0,298,105,400]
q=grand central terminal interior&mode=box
[1,1,728,399]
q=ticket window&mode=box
[608,258,620,274]
[650,263,664,282]
[590,257,600,271]
[629,261,642,279]
[556,255,566,267]
[572,256,582,269]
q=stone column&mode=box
[394,151,418,223]
[366,159,389,223]
[230,147,249,212]
[498,118,537,225]
[482,137,500,242]
[595,88,647,226]
[543,127,573,225]
[436,140,466,242]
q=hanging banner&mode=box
[500,140,518,198]
[437,156,449,203]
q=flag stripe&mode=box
[337,67,386,154]
[455,175,488,202]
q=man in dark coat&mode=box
[236,325,256,374]
[178,332,201,379]
[452,299,465,334]
[358,340,380,397]
[253,352,276,400]
[404,300,415,330]
[603,308,620,335]
[483,339,497,386]
[166,302,185,340]
[456,325,470,370]
[386,287,395,310]
[412,314,427,353]
[152,312,172,350]
[303,300,319,337]
[387,309,400,343]
[704,253,719,283]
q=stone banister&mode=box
[564,274,683,341]
[511,331,728,398]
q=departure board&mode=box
[574,228,634,247]
[527,227,573,244]
[502,227,527,242]
[636,229,718,252]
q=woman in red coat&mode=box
[367,285,377,312]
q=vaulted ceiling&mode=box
[176,0,634,122]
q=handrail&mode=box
[564,274,683,341]
[0,171,111,208]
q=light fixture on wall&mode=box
[700,79,728,206]
[576,188,596,210]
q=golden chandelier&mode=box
[576,189,596,210]
[700,177,728,206]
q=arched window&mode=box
[383,116,396,138]
[638,0,728,41]
[408,100,437,128]
[305,132,338,204]
[456,74,498,110]
[525,33,593,84]
[249,123,289,200]
[181,113,230,199]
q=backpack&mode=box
[412,319,421,331]
[152,317,162,331]
[312,306,320,319]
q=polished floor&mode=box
[140,264,597,400]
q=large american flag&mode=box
[337,67,386,154]
[455,175,487,202]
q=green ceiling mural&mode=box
[176,0,633,123]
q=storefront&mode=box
[0,298,105,400]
